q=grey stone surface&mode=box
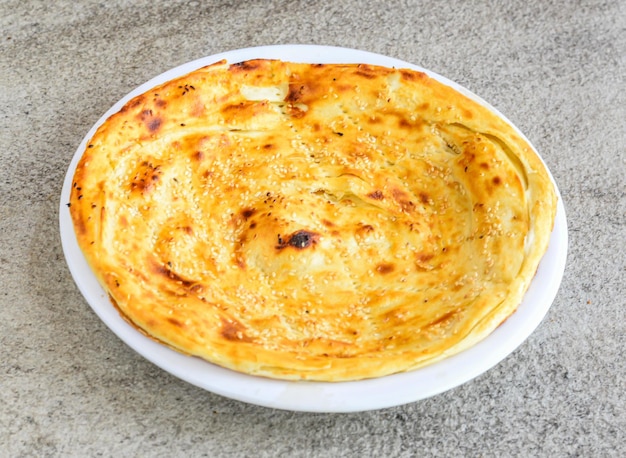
[1,0,624,456]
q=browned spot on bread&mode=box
[130,180,154,194]
[151,262,194,288]
[286,83,306,103]
[241,207,256,219]
[419,192,430,204]
[193,151,204,161]
[492,176,502,185]
[285,80,322,105]
[429,309,458,327]
[147,118,162,132]
[235,256,246,270]
[120,95,145,113]
[233,229,248,269]
[367,190,384,200]
[136,108,163,133]
[460,152,477,173]
[392,188,408,200]
[375,263,395,274]
[355,66,377,79]
[400,69,427,82]
[417,253,434,263]
[415,252,436,270]
[155,98,167,108]
[167,317,184,328]
[129,162,162,195]
[137,108,151,119]
[356,224,374,236]
[189,284,204,294]
[220,318,253,342]
[229,59,264,72]
[398,117,412,128]
[287,105,307,118]
[336,84,354,93]
[221,100,257,114]
[392,188,415,212]
[73,212,87,236]
[221,100,272,124]
[480,162,490,170]
[321,219,335,227]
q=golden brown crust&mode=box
[70,59,557,381]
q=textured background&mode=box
[1,0,624,456]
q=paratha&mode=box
[69,59,557,381]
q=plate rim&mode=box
[59,44,568,412]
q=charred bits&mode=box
[276,230,319,251]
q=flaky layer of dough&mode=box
[70,60,556,381]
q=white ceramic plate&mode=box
[59,44,568,412]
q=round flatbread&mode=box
[69,59,556,381]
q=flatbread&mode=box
[69,59,557,381]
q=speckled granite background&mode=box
[1,0,624,456]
